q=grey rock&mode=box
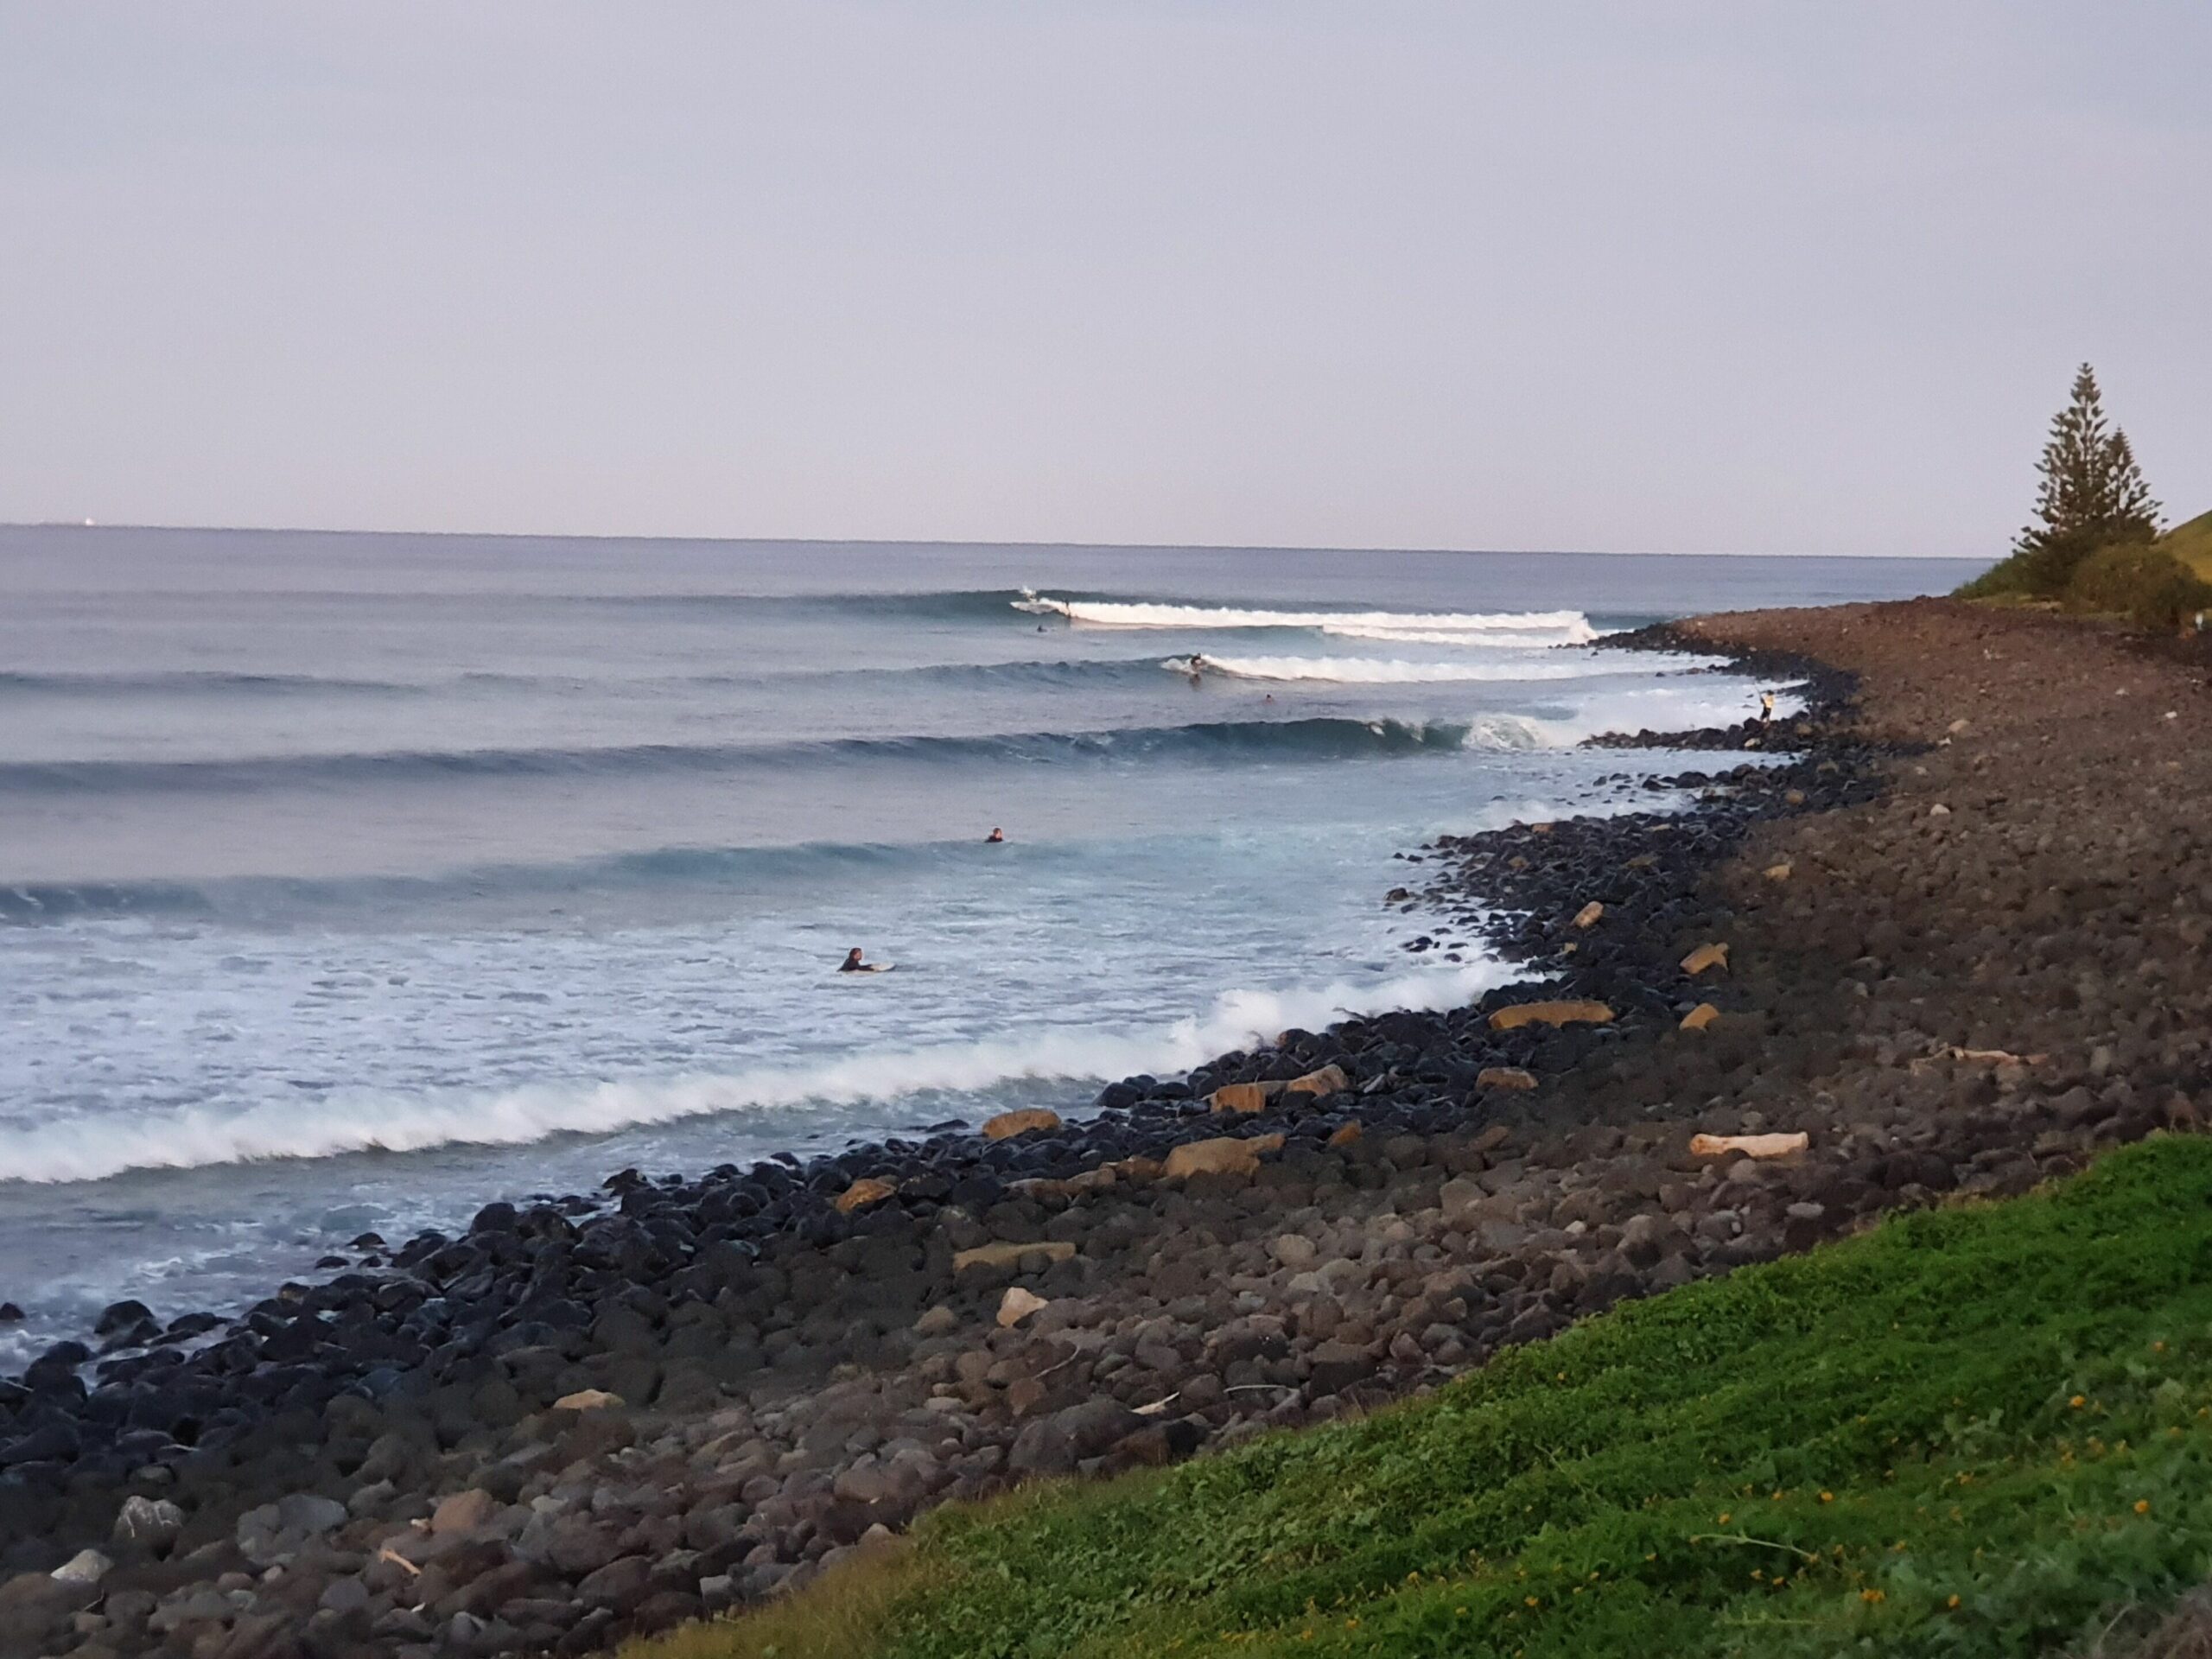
[113,1495,184,1550]
[318,1578,371,1616]
[237,1491,349,1565]
[50,1548,111,1586]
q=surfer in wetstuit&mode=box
[986,827,1005,843]
[838,948,887,974]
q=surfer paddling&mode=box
[986,827,1005,843]
[838,948,891,974]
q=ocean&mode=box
[0,528,1969,1363]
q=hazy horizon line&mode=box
[0,519,1985,563]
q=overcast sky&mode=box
[0,3,2204,556]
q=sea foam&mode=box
[0,960,1510,1184]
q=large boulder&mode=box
[953,1240,1077,1273]
[237,1492,349,1565]
[1208,1081,1280,1114]
[1283,1063,1351,1098]
[982,1108,1063,1140]
[1164,1135,1284,1180]
[114,1495,184,1551]
[833,1177,899,1214]
[1008,1398,1145,1476]
[1487,1000,1614,1032]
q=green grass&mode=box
[1958,509,2212,619]
[633,1137,2212,1659]
[2160,511,2212,584]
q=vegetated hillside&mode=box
[632,1135,2212,1659]
[1960,509,2212,626]
[2158,510,2212,582]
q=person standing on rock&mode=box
[1759,691,1775,723]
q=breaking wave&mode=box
[1015,592,1600,645]
[1167,653,1691,685]
[0,961,1508,1183]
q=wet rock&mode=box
[983,1109,1063,1140]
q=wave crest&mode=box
[0,962,1507,1183]
[1017,593,1599,645]
[1167,653,1656,685]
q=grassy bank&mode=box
[2161,510,2212,582]
[1959,510,2212,626]
[632,1136,2212,1659]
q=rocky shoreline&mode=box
[5,596,2202,1659]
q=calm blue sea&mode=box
[0,528,1972,1358]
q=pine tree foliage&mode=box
[2012,363,2163,593]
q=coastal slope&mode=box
[8,597,2210,1659]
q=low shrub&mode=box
[2065,543,2212,630]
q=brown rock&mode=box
[982,1108,1063,1140]
[1283,1064,1351,1097]
[1326,1122,1363,1147]
[1688,1131,1808,1160]
[1014,1166,1120,1199]
[1679,1002,1720,1032]
[429,1489,497,1536]
[551,1389,622,1412]
[1209,1081,1281,1114]
[1164,1134,1285,1180]
[1477,1066,1537,1091]
[997,1287,1048,1328]
[1762,861,1793,881]
[1573,900,1604,928]
[953,1240,1077,1272]
[1680,943,1730,976]
[834,1176,899,1213]
[1488,999,1614,1032]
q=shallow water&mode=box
[0,529,1971,1360]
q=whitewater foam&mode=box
[1171,653,1668,685]
[0,960,1509,1184]
[1016,594,1600,645]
